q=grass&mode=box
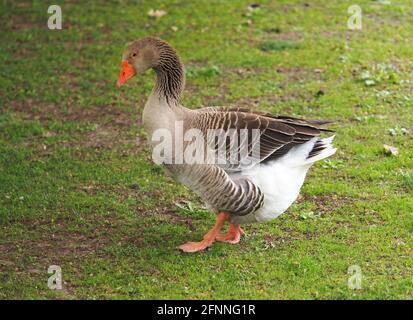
[0,0,412,299]
[259,40,299,52]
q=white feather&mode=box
[230,136,336,224]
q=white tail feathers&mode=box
[303,135,336,165]
[277,135,336,168]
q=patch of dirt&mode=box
[0,213,144,298]
[79,124,141,150]
[77,182,197,231]
[268,31,301,42]
[185,64,322,109]
[2,218,112,258]
[158,207,196,232]
[9,9,38,31]
[0,214,143,277]
[262,194,354,248]
[299,193,354,214]
[225,91,314,111]
[8,1,75,32]
[129,189,198,231]
[225,66,268,76]
[263,228,319,247]
[10,99,137,124]
[9,99,147,153]
[364,11,404,29]
[275,65,324,82]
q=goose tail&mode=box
[303,135,336,165]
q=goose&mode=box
[117,37,336,253]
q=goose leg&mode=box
[216,224,244,244]
[178,212,228,253]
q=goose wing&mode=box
[192,106,332,171]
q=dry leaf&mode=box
[383,144,399,156]
[147,9,167,18]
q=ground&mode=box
[0,0,412,299]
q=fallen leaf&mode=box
[147,9,167,18]
[383,144,399,156]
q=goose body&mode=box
[117,37,336,252]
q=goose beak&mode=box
[117,60,136,87]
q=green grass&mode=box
[259,40,299,52]
[1,0,412,299]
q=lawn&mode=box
[0,0,412,299]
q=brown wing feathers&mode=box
[199,107,333,166]
[198,110,295,165]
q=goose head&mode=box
[117,37,185,104]
[117,37,161,87]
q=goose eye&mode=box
[132,52,137,57]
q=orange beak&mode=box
[117,60,136,87]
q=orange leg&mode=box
[216,223,244,244]
[178,212,228,253]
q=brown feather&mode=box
[194,106,334,169]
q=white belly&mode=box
[229,139,321,224]
[230,160,311,224]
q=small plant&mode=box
[259,40,298,52]
[360,70,376,86]
[186,65,222,78]
[259,80,278,93]
[322,159,345,169]
[376,90,391,98]
[387,126,408,136]
[355,115,375,123]
[358,62,401,87]
[399,170,413,191]
[300,211,320,220]
[84,123,100,132]
[175,200,196,213]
